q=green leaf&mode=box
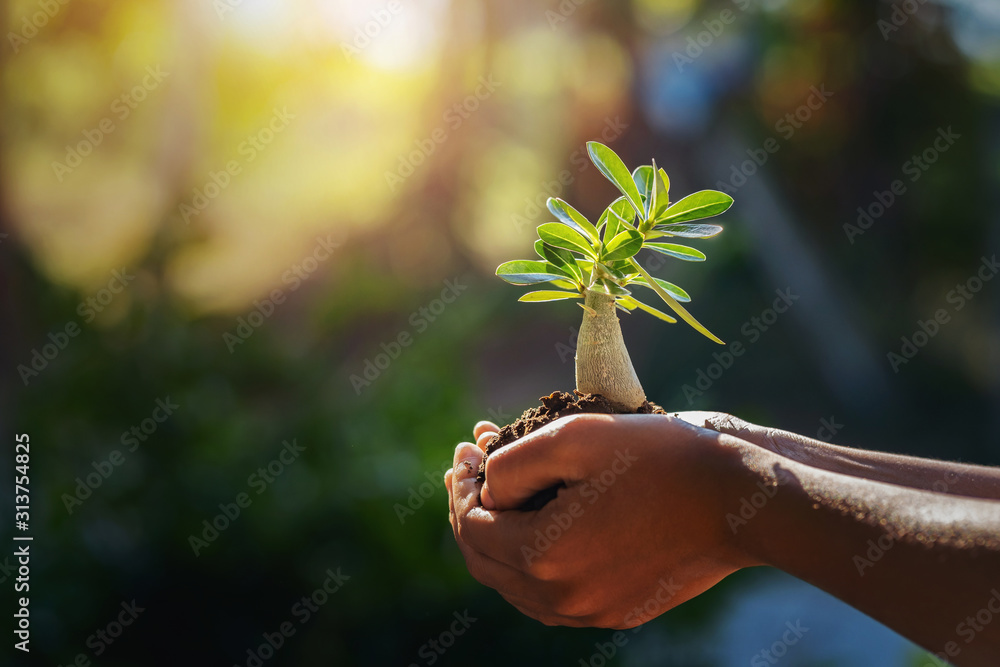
[655,190,733,225]
[536,240,584,282]
[627,257,723,344]
[602,207,621,243]
[496,260,567,285]
[596,261,626,281]
[620,296,678,323]
[547,198,600,243]
[587,141,644,216]
[600,197,635,243]
[631,276,691,302]
[657,167,671,206]
[650,160,670,220]
[518,290,583,302]
[549,278,578,290]
[603,228,644,262]
[646,242,707,262]
[610,196,636,225]
[632,165,653,211]
[653,222,723,239]
[537,223,598,259]
[598,279,631,296]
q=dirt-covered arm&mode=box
[677,411,1000,500]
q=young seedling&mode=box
[497,141,733,412]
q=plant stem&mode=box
[575,289,647,411]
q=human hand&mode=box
[444,413,759,628]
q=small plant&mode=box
[496,141,733,411]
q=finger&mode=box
[498,591,600,628]
[450,446,550,569]
[447,472,457,534]
[453,535,543,601]
[475,430,497,453]
[445,468,455,526]
[451,442,485,528]
[481,415,596,511]
[474,421,500,440]
[496,591,586,627]
[451,442,484,505]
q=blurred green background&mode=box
[2,0,999,665]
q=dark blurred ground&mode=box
[2,0,999,665]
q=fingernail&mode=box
[476,431,495,451]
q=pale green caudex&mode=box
[496,141,733,411]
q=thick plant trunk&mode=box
[575,289,647,411]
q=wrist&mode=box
[702,429,795,570]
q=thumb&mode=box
[481,416,588,511]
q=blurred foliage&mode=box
[2,0,999,664]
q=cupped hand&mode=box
[445,413,760,628]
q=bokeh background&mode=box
[2,0,1000,665]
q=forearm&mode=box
[689,413,1000,500]
[720,437,1000,665]
[766,427,1000,499]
